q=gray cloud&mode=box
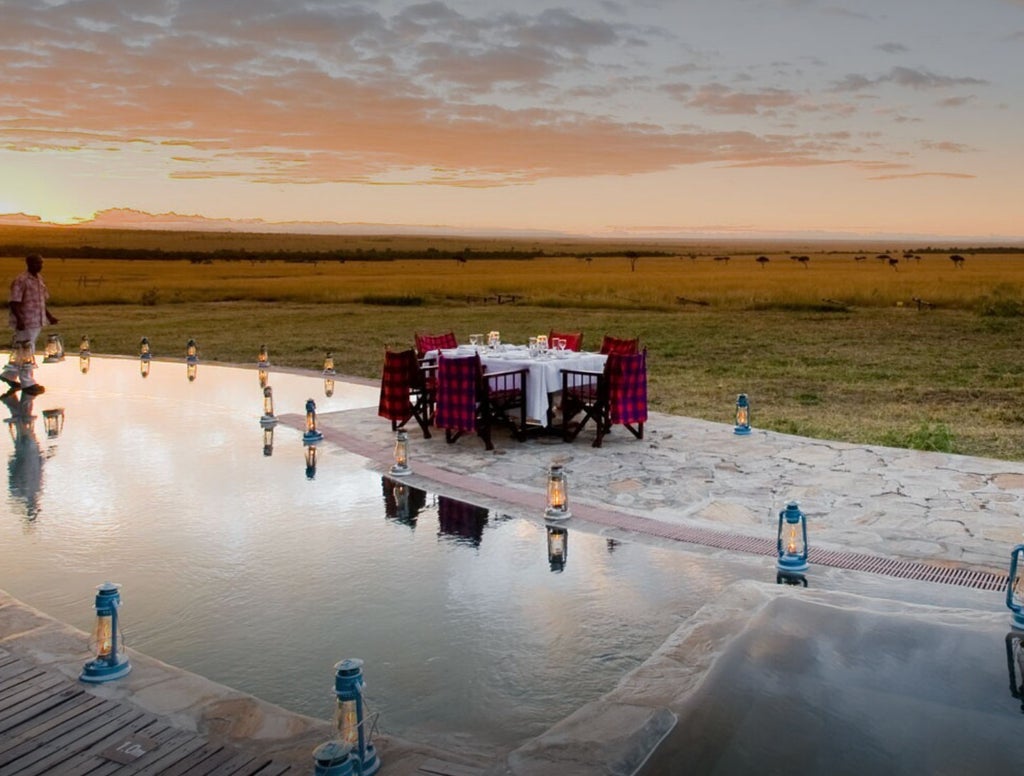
[831,66,988,92]
[875,42,909,54]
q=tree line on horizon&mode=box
[0,243,681,263]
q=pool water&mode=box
[637,595,1024,775]
[0,355,777,755]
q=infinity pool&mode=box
[0,355,778,756]
[0,356,1013,764]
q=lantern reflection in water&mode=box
[304,444,318,479]
[547,525,568,572]
[1006,631,1024,713]
[381,477,426,525]
[41,408,64,438]
[260,385,277,426]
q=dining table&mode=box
[430,345,607,426]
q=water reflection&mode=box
[381,477,426,526]
[547,525,568,572]
[1006,631,1024,713]
[437,495,488,546]
[3,392,45,521]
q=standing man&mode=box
[2,254,58,395]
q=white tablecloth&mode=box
[433,346,606,424]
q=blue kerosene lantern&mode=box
[390,430,411,476]
[776,501,809,574]
[80,582,132,683]
[734,393,751,435]
[312,741,356,776]
[303,398,324,444]
[1006,544,1024,630]
[334,659,381,776]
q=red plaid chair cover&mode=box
[561,349,646,447]
[434,353,492,449]
[414,330,458,359]
[608,350,647,427]
[599,335,640,355]
[548,330,583,352]
[378,348,433,437]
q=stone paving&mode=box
[314,397,1024,578]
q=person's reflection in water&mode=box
[3,391,44,521]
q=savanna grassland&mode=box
[3,225,1023,460]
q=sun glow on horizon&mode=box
[0,1,1021,240]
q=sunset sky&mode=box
[2,0,1022,240]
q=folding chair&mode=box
[414,331,458,360]
[434,354,528,450]
[599,335,640,355]
[561,349,647,447]
[548,330,584,352]
[378,348,434,438]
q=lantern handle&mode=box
[1007,544,1024,615]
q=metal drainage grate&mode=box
[609,515,1009,592]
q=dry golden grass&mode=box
[3,226,1023,459]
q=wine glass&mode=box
[556,337,567,352]
[469,333,480,347]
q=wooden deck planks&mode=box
[0,649,298,774]
[0,707,148,776]
[0,695,115,764]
